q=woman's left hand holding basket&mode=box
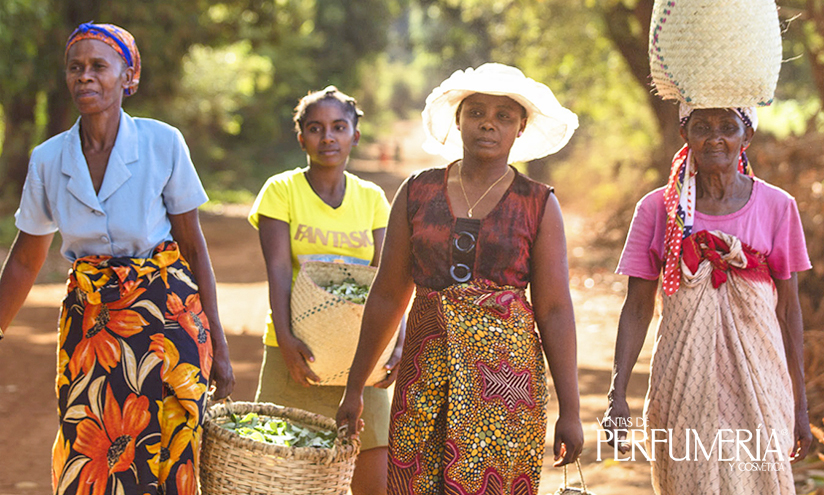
[553,413,585,467]
[209,329,235,400]
[337,388,365,439]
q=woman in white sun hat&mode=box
[338,63,583,494]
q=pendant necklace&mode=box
[458,161,511,218]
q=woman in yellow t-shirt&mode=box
[248,86,401,495]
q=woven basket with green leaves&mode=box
[290,261,398,386]
[200,401,360,494]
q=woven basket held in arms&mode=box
[290,261,399,386]
[649,0,782,107]
[200,401,360,495]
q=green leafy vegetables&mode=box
[322,278,370,304]
[218,412,336,448]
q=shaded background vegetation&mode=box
[0,0,822,329]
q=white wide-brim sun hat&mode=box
[421,63,579,163]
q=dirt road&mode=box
[0,162,657,494]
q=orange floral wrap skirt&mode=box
[52,242,213,495]
[388,280,548,495]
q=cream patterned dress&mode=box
[645,231,794,494]
[617,182,811,495]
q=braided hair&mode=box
[293,86,364,133]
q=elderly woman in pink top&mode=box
[603,106,812,495]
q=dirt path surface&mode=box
[0,159,658,494]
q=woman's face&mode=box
[298,100,360,169]
[457,93,527,162]
[65,39,132,116]
[680,109,754,173]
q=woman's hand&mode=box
[602,395,632,454]
[371,348,401,388]
[279,334,321,386]
[790,408,812,464]
[553,414,584,467]
[210,335,235,400]
[371,317,406,389]
[336,388,365,439]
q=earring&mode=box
[517,131,523,137]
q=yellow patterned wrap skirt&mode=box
[388,280,548,495]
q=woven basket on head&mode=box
[648,0,782,108]
[291,261,398,386]
[200,401,360,495]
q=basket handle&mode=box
[562,459,588,493]
[205,394,233,420]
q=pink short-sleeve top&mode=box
[617,178,811,281]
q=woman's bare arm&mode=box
[603,276,658,452]
[367,226,407,389]
[257,215,321,385]
[337,180,415,433]
[529,193,582,466]
[169,209,235,399]
[0,231,54,333]
[774,274,811,463]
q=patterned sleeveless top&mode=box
[406,163,553,290]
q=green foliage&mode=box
[1,0,824,221]
[382,0,661,208]
[219,412,337,448]
[0,214,18,247]
[322,279,370,304]
[170,40,276,189]
[179,41,274,136]
[0,0,61,102]
[758,99,824,139]
[201,188,257,212]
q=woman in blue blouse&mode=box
[0,23,233,494]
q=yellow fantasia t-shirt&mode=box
[248,168,390,346]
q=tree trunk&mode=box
[804,0,824,104]
[601,0,682,178]
[0,0,97,208]
[648,97,682,172]
[46,88,74,140]
[0,94,38,203]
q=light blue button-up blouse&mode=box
[14,110,208,262]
